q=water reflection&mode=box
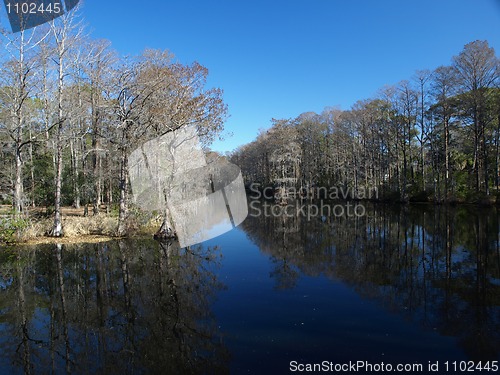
[0,240,229,374]
[1,204,499,373]
[241,203,500,361]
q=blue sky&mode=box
[80,0,500,152]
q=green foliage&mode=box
[463,191,495,205]
[128,204,156,227]
[108,204,120,217]
[62,163,75,206]
[379,189,402,203]
[0,195,12,205]
[454,170,471,200]
[409,190,432,203]
[26,152,54,207]
[0,215,30,244]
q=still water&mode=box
[0,204,499,374]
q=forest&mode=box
[231,40,500,204]
[0,3,499,245]
[0,8,227,242]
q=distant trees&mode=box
[0,5,226,237]
[0,26,48,215]
[453,40,499,195]
[429,65,457,196]
[232,40,500,203]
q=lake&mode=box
[0,203,499,374]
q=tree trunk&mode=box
[474,109,481,192]
[496,109,500,191]
[50,45,65,237]
[92,144,101,215]
[12,31,26,216]
[117,148,129,236]
[70,139,81,209]
[444,115,450,198]
[29,129,35,208]
[483,128,490,196]
[92,88,102,215]
[154,205,176,241]
[420,93,426,191]
[51,124,64,237]
[14,147,24,214]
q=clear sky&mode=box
[79,0,500,152]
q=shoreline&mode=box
[22,235,118,246]
[2,200,499,247]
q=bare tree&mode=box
[413,69,432,190]
[83,39,116,215]
[48,7,84,236]
[112,50,227,238]
[108,57,160,236]
[430,65,458,197]
[453,40,500,194]
[0,26,48,214]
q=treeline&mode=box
[231,40,500,203]
[0,6,227,237]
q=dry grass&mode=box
[23,235,115,246]
[2,205,161,245]
[0,205,92,217]
[62,215,119,237]
[18,218,50,241]
[15,213,119,244]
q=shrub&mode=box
[0,215,31,244]
[409,190,432,203]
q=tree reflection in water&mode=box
[0,239,229,374]
[1,204,499,372]
[241,203,500,361]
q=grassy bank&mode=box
[0,205,161,245]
